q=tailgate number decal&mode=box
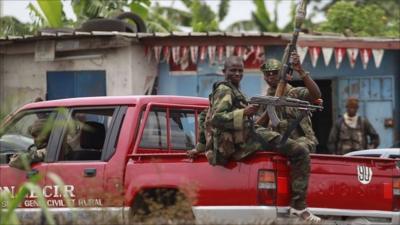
[357,165,373,184]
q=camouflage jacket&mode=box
[327,116,380,155]
[261,84,318,152]
[209,81,279,164]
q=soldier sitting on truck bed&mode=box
[188,56,321,224]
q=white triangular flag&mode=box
[226,46,235,58]
[372,49,384,68]
[309,47,321,68]
[346,48,359,68]
[153,46,162,63]
[208,46,216,65]
[360,48,371,70]
[297,46,308,64]
[190,46,198,64]
[322,47,333,66]
[171,46,180,64]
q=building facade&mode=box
[1,32,399,152]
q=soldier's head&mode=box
[260,58,282,88]
[223,56,244,87]
[345,96,359,117]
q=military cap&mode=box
[260,59,282,72]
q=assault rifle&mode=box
[275,0,307,97]
[249,96,323,127]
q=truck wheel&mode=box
[129,189,194,224]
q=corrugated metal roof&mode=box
[0,31,399,49]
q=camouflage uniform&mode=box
[210,80,311,210]
[260,59,318,152]
[261,84,318,152]
[8,118,51,170]
[327,116,380,155]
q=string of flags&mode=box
[145,45,385,71]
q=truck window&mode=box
[58,108,116,161]
[0,110,57,164]
[139,108,167,149]
[169,110,195,150]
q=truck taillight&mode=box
[257,170,276,205]
[393,178,400,211]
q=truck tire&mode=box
[114,12,146,33]
[129,189,194,224]
[79,12,146,33]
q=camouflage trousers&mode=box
[233,126,311,210]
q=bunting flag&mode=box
[360,48,371,69]
[243,46,255,61]
[253,45,265,63]
[190,46,198,64]
[308,47,321,68]
[235,46,245,58]
[171,46,181,64]
[335,47,346,69]
[322,47,333,66]
[208,46,216,65]
[226,46,235,58]
[217,46,225,64]
[346,48,359,68]
[372,49,384,68]
[180,46,190,70]
[162,46,170,63]
[199,46,207,62]
[144,46,152,63]
[153,46,162,63]
[297,46,308,64]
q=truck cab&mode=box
[1,96,399,225]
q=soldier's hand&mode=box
[244,104,259,116]
[290,52,303,72]
[187,149,198,158]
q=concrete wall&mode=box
[0,41,157,113]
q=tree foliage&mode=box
[0,0,398,37]
[317,1,399,37]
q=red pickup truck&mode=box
[0,96,399,224]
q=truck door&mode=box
[45,107,120,210]
[0,110,59,208]
[131,104,252,205]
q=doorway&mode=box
[291,79,333,154]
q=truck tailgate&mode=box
[307,155,398,211]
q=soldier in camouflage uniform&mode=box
[327,97,380,155]
[202,55,321,223]
[9,117,52,170]
[258,52,322,153]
